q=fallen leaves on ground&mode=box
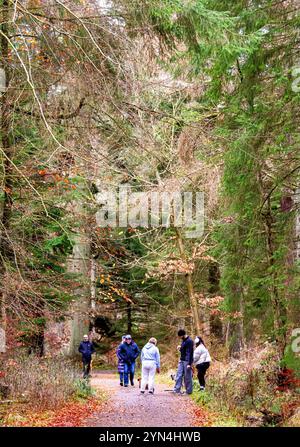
[3,397,103,427]
[49,398,102,427]
[192,405,214,426]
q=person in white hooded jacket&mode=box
[193,336,211,391]
[140,337,160,394]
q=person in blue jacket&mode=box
[118,334,140,387]
[78,334,95,379]
[173,329,194,394]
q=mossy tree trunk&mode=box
[66,232,91,356]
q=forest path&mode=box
[84,371,203,427]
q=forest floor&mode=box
[84,370,212,427]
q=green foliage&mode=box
[43,234,73,254]
[192,379,240,426]
[73,379,95,399]
[281,344,300,379]
[42,288,75,308]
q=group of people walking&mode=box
[117,335,160,393]
[116,329,211,394]
[78,329,211,393]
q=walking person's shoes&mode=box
[130,380,134,386]
[124,384,128,387]
[200,386,205,391]
[149,390,154,394]
[120,382,123,386]
[140,390,145,394]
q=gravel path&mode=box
[84,371,196,427]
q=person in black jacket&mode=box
[118,334,140,387]
[173,329,194,394]
[78,334,95,379]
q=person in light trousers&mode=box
[140,337,160,394]
[173,329,194,394]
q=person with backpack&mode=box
[140,337,160,394]
[193,336,211,391]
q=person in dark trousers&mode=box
[118,334,140,387]
[116,335,126,386]
[78,334,95,379]
[173,329,194,394]
[193,336,211,391]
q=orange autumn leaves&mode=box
[7,398,102,427]
[38,169,77,190]
[98,274,133,303]
[193,406,214,426]
[49,399,101,427]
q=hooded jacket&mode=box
[141,342,160,368]
[118,340,140,364]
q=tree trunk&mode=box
[290,187,300,324]
[90,257,96,312]
[294,187,300,264]
[228,283,245,357]
[208,263,222,338]
[127,302,132,334]
[175,229,201,335]
[264,197,287,349]
[44,228,91,356]
[0,0,11,354]
[66,232,91,356]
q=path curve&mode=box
[84,371,197,427]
